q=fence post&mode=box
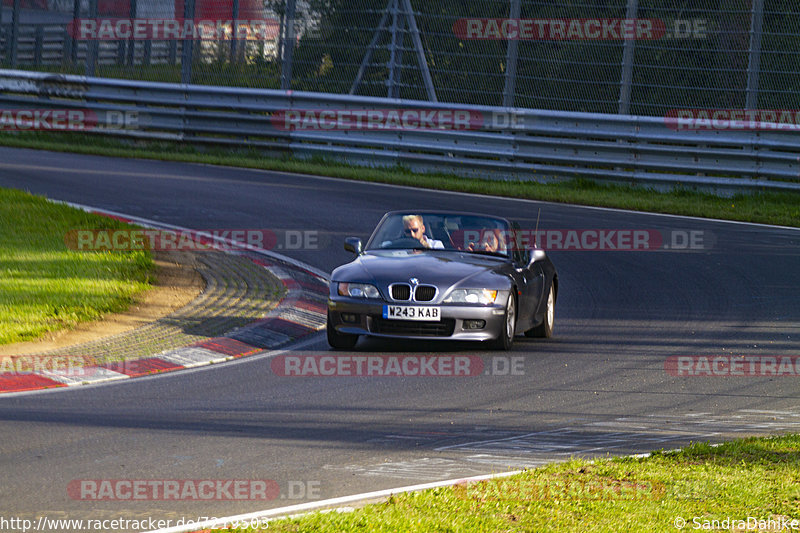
[231,0,239,61]
[9,0,20,67]
[181,0,195,83]
[69,0,80,65]
[502,0,520,107]
[350,7,389,95]
[618,0,638,114]
[125,0,137,66]
[34,26,44,66]
[400,0,436,102]
[280,0,296,90]
[391,10,406,99]
[387,0,401,98]
[746,0,764,109]
[85,0,98,76]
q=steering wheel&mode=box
[381,237,426,248]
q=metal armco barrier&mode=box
[0,68,799,193]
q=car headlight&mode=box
[443,289,498,304]
[338,282,381,298]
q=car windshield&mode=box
[366,213,512,257]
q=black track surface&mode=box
[0,147,798,530]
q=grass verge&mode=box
[0,187,154,345]
[1,132,799,228]
[214,434,800,533]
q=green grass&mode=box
[0,187,155,345]
[216,434,800,532]
[1,131,799,228]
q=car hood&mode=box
[331,250,511,289]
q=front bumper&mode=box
[327,296,508,342]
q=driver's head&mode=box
[402,214,427,242]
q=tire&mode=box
[526,283,555,338]
[490,292,516,350]
[326,312,359,350]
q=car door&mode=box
[508,221,542,330]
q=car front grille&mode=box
[371,316,456,337]
[414,285,437,302]
[390,284,411,300]
[389,283,437,302]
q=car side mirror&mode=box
[344,237,363,255]
[529,249,547,265]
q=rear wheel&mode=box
[526,284,555,338]
[490,293,516,350]
[327,312,359,350]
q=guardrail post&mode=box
[502,0,520,107]
[180,0,195,83]
[280,0,296,90]
[9,0,20,67]
[618,0,638,114]
[746,0,764,109]
[85,0,98,76]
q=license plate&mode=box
[383,305,441,321]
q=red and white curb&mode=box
[0,203,330,394]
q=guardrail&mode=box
[0,68,799,193]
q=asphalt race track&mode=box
[0,146,799,530]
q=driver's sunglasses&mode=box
[404,227,422,235]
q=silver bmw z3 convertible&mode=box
[327,211,558,350]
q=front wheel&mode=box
[526,283,555,338]
[327,312,359,350]
[490,293,516,350]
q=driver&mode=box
[402,214,444,249]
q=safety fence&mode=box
[1,1,799,116]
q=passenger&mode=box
[468,229,506,254]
